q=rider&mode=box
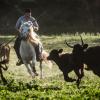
[14,8,43,66]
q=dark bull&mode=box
[47,48,84,88]
[65,35,100,77]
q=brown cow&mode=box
[47,49,84,87]
[0,43,10,84]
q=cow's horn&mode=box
[65,40,74,48]
[79,35,84,46]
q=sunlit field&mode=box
[0,33,100,100]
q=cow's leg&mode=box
[1,64,8,71]
[63,71,76,82]
[6,47,10,62]
[0,67,7,84]
[74,66,84,88]
[80,65,84,77]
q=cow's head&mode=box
[47,49,63,60]
[65,35,88,54]
[65,35,88,64]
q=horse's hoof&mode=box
[32,73,38,78]
[35,72,38,76]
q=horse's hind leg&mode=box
[39,60,42,79]
[0,67,7,85]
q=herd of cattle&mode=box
[0,35,100,87]
[47,35,100,87]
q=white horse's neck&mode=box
[20,40,36,61]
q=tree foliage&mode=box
[0,0,100,33]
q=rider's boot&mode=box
[14,37,23,66]
[16,59,23,66]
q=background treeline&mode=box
[0,0,100,34]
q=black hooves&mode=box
[65,78,76,82]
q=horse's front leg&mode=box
[24,62,36,78]
[30,61,38,76]
[39,60,43,79]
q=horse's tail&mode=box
[42,50,52,69]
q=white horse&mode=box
[19,21,50,78]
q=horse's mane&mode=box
[20,21,40,43]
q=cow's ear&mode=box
[83,44,88,49]
[58,49,63,53]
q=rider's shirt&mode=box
[15,15,39,31]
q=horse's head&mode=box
[20,21,33,39]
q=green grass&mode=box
[0,33,100,100]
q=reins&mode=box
[0,36,17,47]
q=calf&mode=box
[0,43,10,84]
[47,49,84,86]
[65,35,100,77]
[0,43,10,63]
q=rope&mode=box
[0,36,17,47]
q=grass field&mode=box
[0,33,100,100]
